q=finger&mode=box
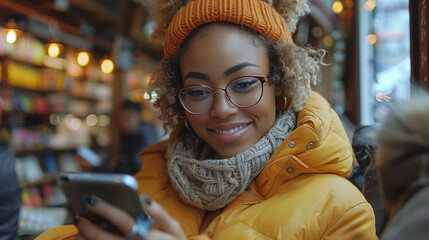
[85,196,135,235]
[77,216,125,240]
[144,200,185,239]
[146,229,177,240]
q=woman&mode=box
[38,0,377,239]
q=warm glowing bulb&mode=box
[86,114,98,127]
[323,36,334,47]
[332,1,343,14]
[48,43,60,58]
[70,118,82,130]
[101,59,114,74]
[143,92,151,100]
[364,0,376,11]
[77,51,90,66]
[366,34,377,44]
[6,30,17,43]
[98,115,111,127]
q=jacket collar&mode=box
[255,92,354,196]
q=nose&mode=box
[210,90,238,118]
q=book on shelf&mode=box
[19,206,68,235]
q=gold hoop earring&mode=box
[184,116,200,145]
[184,116,193,132]
[276,96,289,110]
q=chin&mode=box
[214,145,252,158]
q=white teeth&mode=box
[214,124,246,135]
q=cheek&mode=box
[257,89,277,117]
[256,92,277,128]
[186,112,204,132]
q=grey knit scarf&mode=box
[167,111,296,210]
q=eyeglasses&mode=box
[176,75,267,114]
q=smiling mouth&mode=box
[213,124,249,135]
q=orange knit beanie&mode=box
[164,0,293,58]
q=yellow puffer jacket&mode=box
[36,92,377,239]
[134,92,377,239]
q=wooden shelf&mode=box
[19,174,58,188]
[0,54,64,71]
[67,74,113,85]
[0,83,63,94]
[15,147,76,157]
[67,94,99,102]
[3,110,50,117]
[8,57,44,69]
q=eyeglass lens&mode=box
[179,76,264,114]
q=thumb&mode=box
[140,195,186,240]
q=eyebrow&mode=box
[183,62,260,81]
[183,72,210,81]
[223,62,259,77]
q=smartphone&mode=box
[76,146,102,167]
[57,172,150,234]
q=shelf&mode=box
[19,174,58,188]
[69,75,112,84]
[0,54,66,71]
[10,57,44,69]
[0,82,63,94]
[15,147,76,157]
[1,82,108,101]
[67,94,99,102]
[3,110,51,117]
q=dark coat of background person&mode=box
[350,125,387,236]
[115,120,159,175]
[0,140,21,240]
[94,100,159,175]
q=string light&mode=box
[76,51,90,66]
[364,0,376,11]
[332,0,344,15]
[101,57,114,74]
[323,35,334,47]
[6,30,17,43]
[48,43,60,57]
[366,34,377,45]
[46,41,64,58]
[98,115,111,127]
[85,114,98,127]
[143,92,151,100]
[3,19,22,44]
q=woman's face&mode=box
[180,24,279,158]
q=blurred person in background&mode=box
[376,88,429,240]
[0,100,21,240]
[116,100,160,174]
[76,100,159,175]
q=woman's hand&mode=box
[75,195,186,240]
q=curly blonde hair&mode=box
[147,0,325,129]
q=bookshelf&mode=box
[0,34,114,235]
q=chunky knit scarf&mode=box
[167,111,296,210]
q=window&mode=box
[359,0,410,124]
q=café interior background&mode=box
[0,0,411,236]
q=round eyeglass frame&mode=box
[175,75,267,115]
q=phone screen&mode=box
[57,173,150,236]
